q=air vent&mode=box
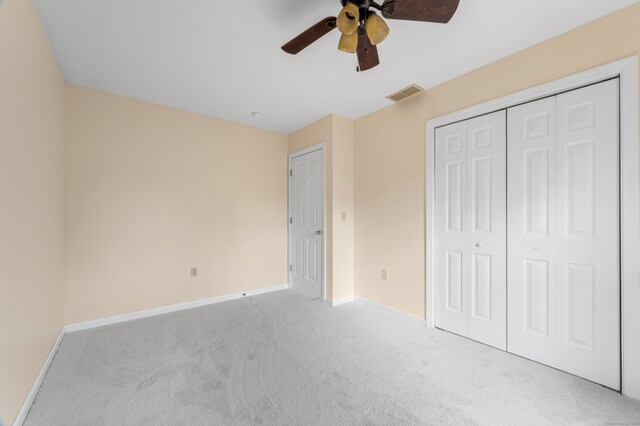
[386,84,424,102]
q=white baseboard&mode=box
[64,284,289,333]
[354,296,425,323]
[326,296,355,307]
[12,328,65,426]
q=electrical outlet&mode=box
[381,269,388,280]
[190,267,198,278]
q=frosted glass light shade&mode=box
[337,2,359,35]
[338,31,358,54]
[366,13,389,45]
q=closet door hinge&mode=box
[289,265,293,272]
[290,169,293,177]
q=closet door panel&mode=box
[507,97,558,366]
[466,111,507,350]
[555,79,620,390]
[435,121,469,336]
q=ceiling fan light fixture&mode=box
[281,0,460,71]
[365,12,390,45]
[337,2,359,35]
[338,31,358,54]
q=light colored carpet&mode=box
[25,290,640,425]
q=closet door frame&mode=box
[425,56,640,399]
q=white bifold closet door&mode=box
[435,110,507,350]
[507,79,620,390]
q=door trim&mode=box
[288,143,327,303]
[425,56,640,399]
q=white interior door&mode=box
[289,148,324,299]
[435,120,468,337]
[555,79,620,389]
[435,110,507,350]
[466,112,507,350]
[507,79,620,389]
[507,96,558,367]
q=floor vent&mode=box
[386,84,424,102]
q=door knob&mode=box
[316,230,323,235]
[475,242,483,248]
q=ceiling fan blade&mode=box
[282,17,337,55]
[356,31,380,72]
[381,0,460,24]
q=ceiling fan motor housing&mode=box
[340,0,396,22]
[341,0,370,21]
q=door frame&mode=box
[288,143,327,303]
[425,56,640,399]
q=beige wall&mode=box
[331,116,355,300]
[65,85,289,323]
[354,4,640,318]
[0,0,67,423]
[288,115,354,301]
[288,116,334,154]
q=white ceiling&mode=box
[34,0,638,134]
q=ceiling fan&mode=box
[281,0,460,72]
